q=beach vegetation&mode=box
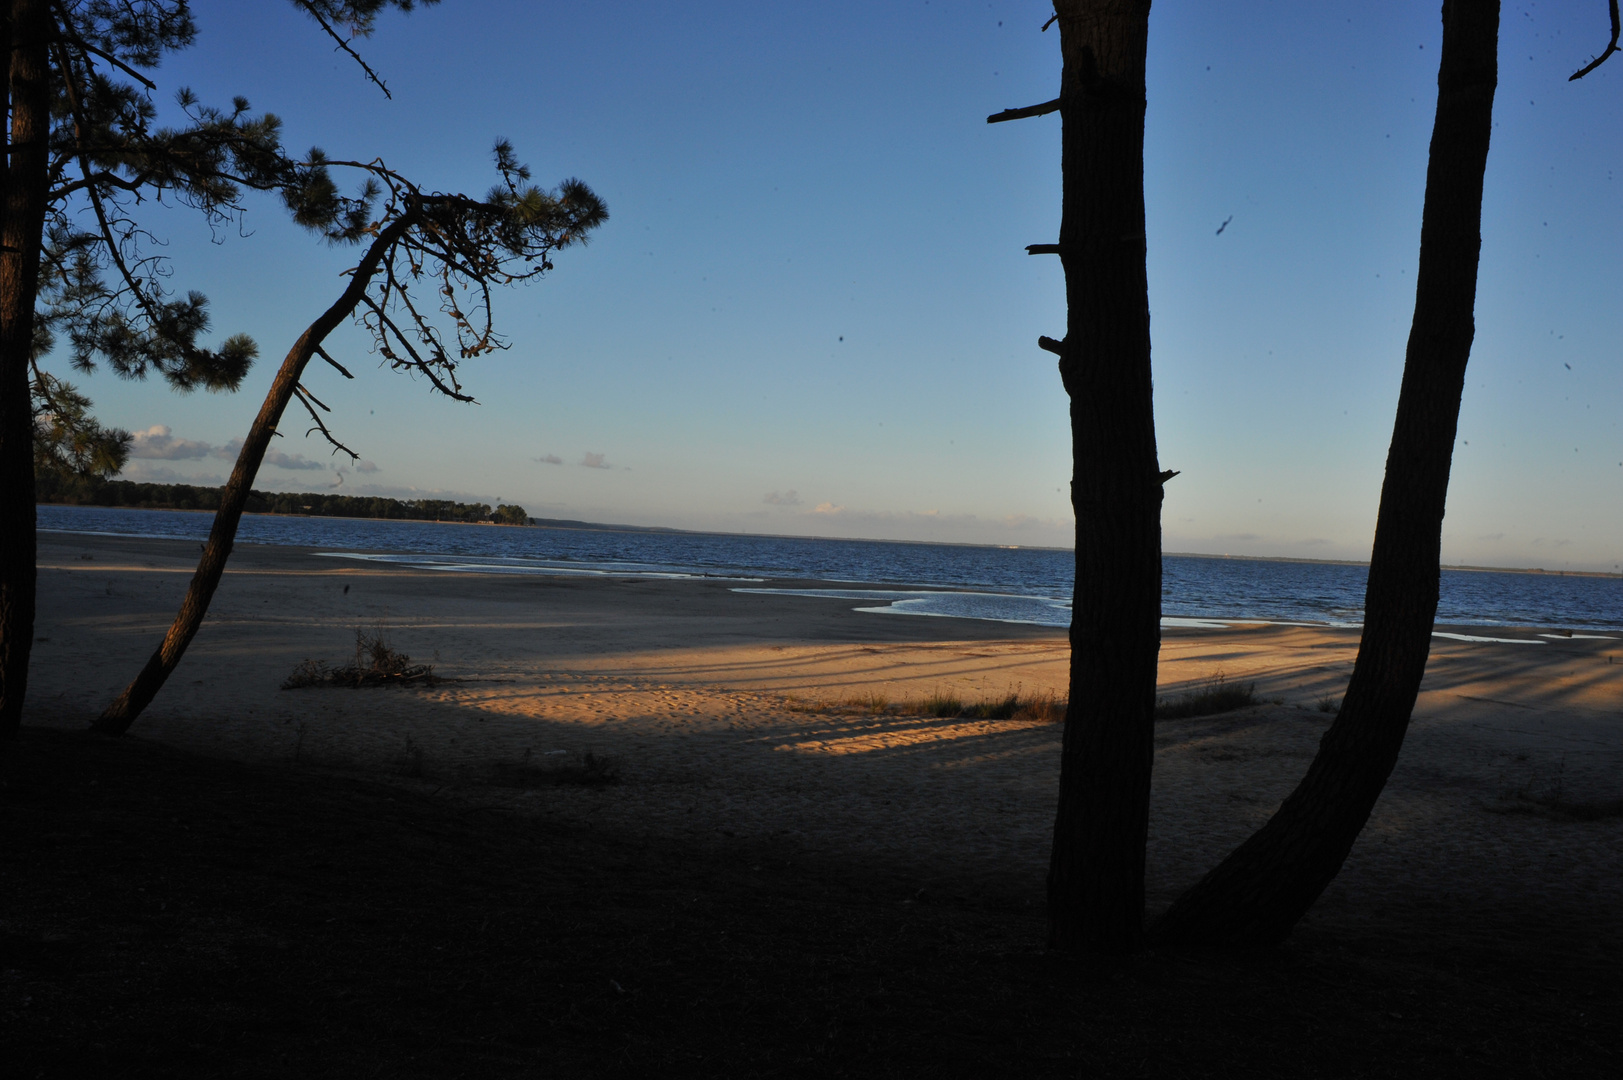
[1154,676,1258,721]
[281,628,439,689]
[787,687,1064,724]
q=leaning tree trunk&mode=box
[1152,0,1500,948]
[94,213,416,735]
[1045,0,1166,955]
[0,1,52,741]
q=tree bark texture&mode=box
[0,0,50,740]
[94,213,417,735]
[1045,0,1164,955]
[1151,0,1500,949]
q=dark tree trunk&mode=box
[0,0,51,741]
[94,213,417,735]
[1151,0,1500,949]
[1045,0,1165,955]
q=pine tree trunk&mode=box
[0,1,52,741]
[1151,0,1500,949]
[94,214,416,735]
[1045,0,1164,955]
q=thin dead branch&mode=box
[1569,0,1621,80]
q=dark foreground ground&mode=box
[3,728,1617,1079]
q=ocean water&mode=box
[36,504,1623,632]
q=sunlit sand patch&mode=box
[768,716,1050,756]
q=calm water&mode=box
[36,504,1623,632]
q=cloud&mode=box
[580,452,611,469]
[263,451,329,471]
[535,453,564,466]
[762,489,801,506]
[128,424,211,460]
[812,501,845,516]
[116,463,226,485]
[355,460,381,473]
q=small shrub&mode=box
[1155,675,1257,720]
[281,627,440,689]
[1316,695,1340,714]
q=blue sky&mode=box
[65,1,1623,571]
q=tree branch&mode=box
[52,42,175,343]
[1569,0,1621,80]
[987,98,1062,124]
[1038,335,1065,355]
[292,386,359,460]
[290,0,393,99]
[47,5,159,89]
[315,345,354,379]
[296,382,332,411]
[1027,243,1061,255]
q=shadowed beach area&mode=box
[6,531,1621,1075]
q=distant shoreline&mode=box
[36,501,1621,580]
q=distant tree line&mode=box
[36,476,530,526]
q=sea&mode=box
[35,504,1623,635]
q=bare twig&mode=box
[1027,243,1061,255]
[293,386,360,460]
[290,0,394,98]
[1569,0,1621,80]
[296,382,332,411]
[987,98,1061,124]
[315,345,354,379]
[1038,336,1065,356]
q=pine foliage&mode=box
[29,1,432,474]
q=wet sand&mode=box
[28,530,1623,921]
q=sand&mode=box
[27,529,1623,924]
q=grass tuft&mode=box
[1154,674,1258,720]
[789,687,1065,724]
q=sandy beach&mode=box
[27,530,1623,923]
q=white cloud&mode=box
[580,451,611,469]
[263,451,329,471]
[355,460,381,473]
[762,489,801,506]
[116,463,227,485]
[128,424,211,460]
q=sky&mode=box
[61,1,1623,571]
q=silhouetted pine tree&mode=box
[1,1,436,739]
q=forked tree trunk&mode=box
[1151,0,1500,948]
[1045,0,1165,955]
[0,1,51,741]
[94,214,415,735]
